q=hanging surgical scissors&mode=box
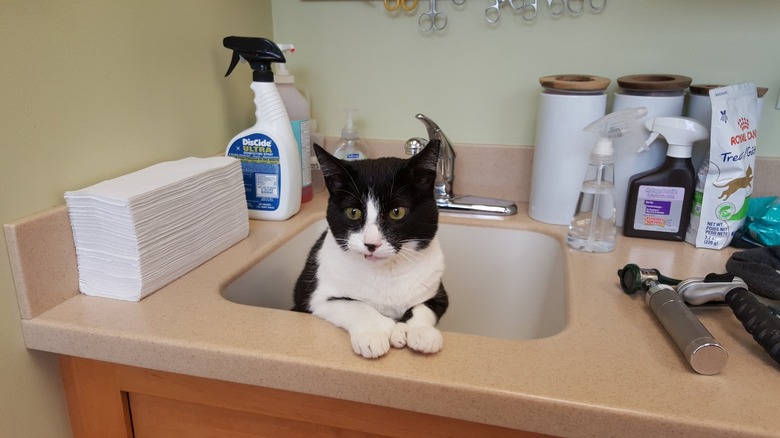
[384,0,418,12]
[559,0,606,15]
[521,0,538,20]
[419,0,447,31]
[546,0,565,16]
[485,0,537,24]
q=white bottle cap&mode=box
[591,137,614,158]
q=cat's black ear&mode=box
[313,144,350,193]
[408,139,440,189]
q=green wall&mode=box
[0,1,273,436]
[271,0,780,157]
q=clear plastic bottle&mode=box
[566,107,648,253]
[567,138,617,253]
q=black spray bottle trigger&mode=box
[223,36,286,82]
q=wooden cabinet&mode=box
[59,356,551,438]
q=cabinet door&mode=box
[129,392,379,437]
[60,355,549,438]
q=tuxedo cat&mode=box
[293,141,448,358]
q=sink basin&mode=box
[222,220,567,340]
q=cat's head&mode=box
[313,141,441,263]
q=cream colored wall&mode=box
[0,1,273,436]
[271,0,780,157]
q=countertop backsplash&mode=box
[322,138,780,204]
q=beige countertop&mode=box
[6,192,780,438]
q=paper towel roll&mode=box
[530,76,609,225]
[611,74,691,228]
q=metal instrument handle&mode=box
[646,282,728,375]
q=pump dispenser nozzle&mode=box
[275,44,295,83]
[223,36,286,82]
[342,108,358,140]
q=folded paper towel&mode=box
[65,157,249,301]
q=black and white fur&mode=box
[293,141,448,358]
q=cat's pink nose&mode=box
[364,243,381,253]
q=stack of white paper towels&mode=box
[65,157,249,301]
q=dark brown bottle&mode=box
[623,156,695,241]
[623,117,707,241]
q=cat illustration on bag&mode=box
[713,165,753,201]
[293,142,448,359]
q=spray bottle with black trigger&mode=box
[567,107,647,252]
[223,36,302,221]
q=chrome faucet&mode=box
[406,114,456,204]
[405,114,517,216]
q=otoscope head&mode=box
[617,263,682,295]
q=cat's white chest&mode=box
[313,231,445,320]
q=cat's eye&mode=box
[389,207,408,220]
[344,207,363,221]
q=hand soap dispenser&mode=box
[623,117,708,241]
[333,109,367,161]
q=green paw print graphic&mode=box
[716,203,736,220]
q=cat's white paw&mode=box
[406,326,443,354]
[390,323,409,348]
[351,331,391,359]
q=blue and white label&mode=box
[228,133,282,211]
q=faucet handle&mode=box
[404,137,427,156]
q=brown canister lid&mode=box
[689,84,723,95]
[539,74,610,92]
[617,74,692,91]
[690,84,769,98]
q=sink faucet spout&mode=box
[406,114,517,216]
[415,113,456,204]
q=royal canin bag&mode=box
[686,83,758,249]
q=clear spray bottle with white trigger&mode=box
[567,107,648,253]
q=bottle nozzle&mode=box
[584,107,649,157]
[644,117,709,145]
[275,44,295,81]
[342,108,359,140]
[644,117,708,159]
[223,36,286,83]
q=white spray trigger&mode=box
[640,132,661,153]
[584,107,649,157]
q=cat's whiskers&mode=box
[394,242,425,264]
